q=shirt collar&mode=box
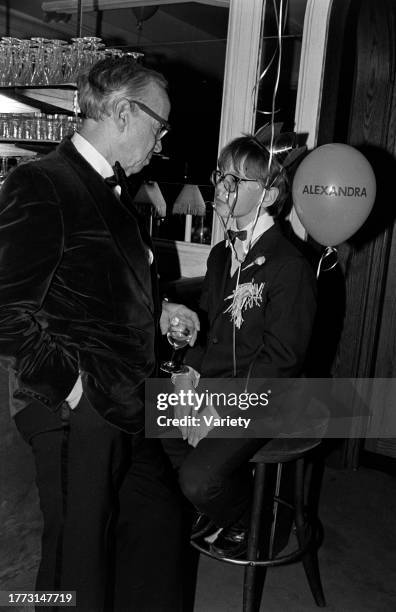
[230,212,274,249]
[71,132,114,179]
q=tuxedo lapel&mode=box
[211,224,283,323]
[238,224,282,280]
[57,140,154,310]
[210,243,232,322]
[114,161,154,251]
[238,241,268,284]
[90,188,154,310]
[112,176,161,321]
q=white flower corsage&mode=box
[224,280,265,328]
[241,255,266,272]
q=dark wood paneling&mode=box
[326,0,396,379]
[317,0,396,466]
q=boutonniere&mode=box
[241,255,266,272]
[224,279,265,328]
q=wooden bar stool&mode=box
[191,437,326,612]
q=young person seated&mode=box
[164,135,317,559]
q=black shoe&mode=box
[210,522,248,559]
[191,511,217,540]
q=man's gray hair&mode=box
[77,56,168,120]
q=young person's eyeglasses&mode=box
[210,170,258,193]
[129,99,171,140]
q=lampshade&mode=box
[132,6,159,23]
[134,181,166,217]
[172,184,206,216]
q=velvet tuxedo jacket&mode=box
[0,138,159,432]
[187,223,317,380]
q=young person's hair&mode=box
[77,56,168,120]
[218,135,290,218]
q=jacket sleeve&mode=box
[248,256,317,379]
[0,163,79,410]
[183,269,210,374]
[237,257,318,435]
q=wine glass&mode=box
[0,37,19,86]
[160,316,193,374]
[69,38,86,82]
[16,39,33,86]
[81,37,103,70]
[46,40,67,84]
[30,38,51,86]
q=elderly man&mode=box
[0,57,199,611]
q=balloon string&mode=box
[268,0,284,173]
[265,0,285,192]
[257,108,281,115]
[254,0,288,117]
[317,246,338,278]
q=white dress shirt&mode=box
[72,132,120,192]
[229,212,274,276]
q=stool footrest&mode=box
[190,536,313,567]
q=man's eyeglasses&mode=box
[129,99,171,140]
[210,170,258,193]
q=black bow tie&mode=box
[104,161,127,189]
[227,229,248,242]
